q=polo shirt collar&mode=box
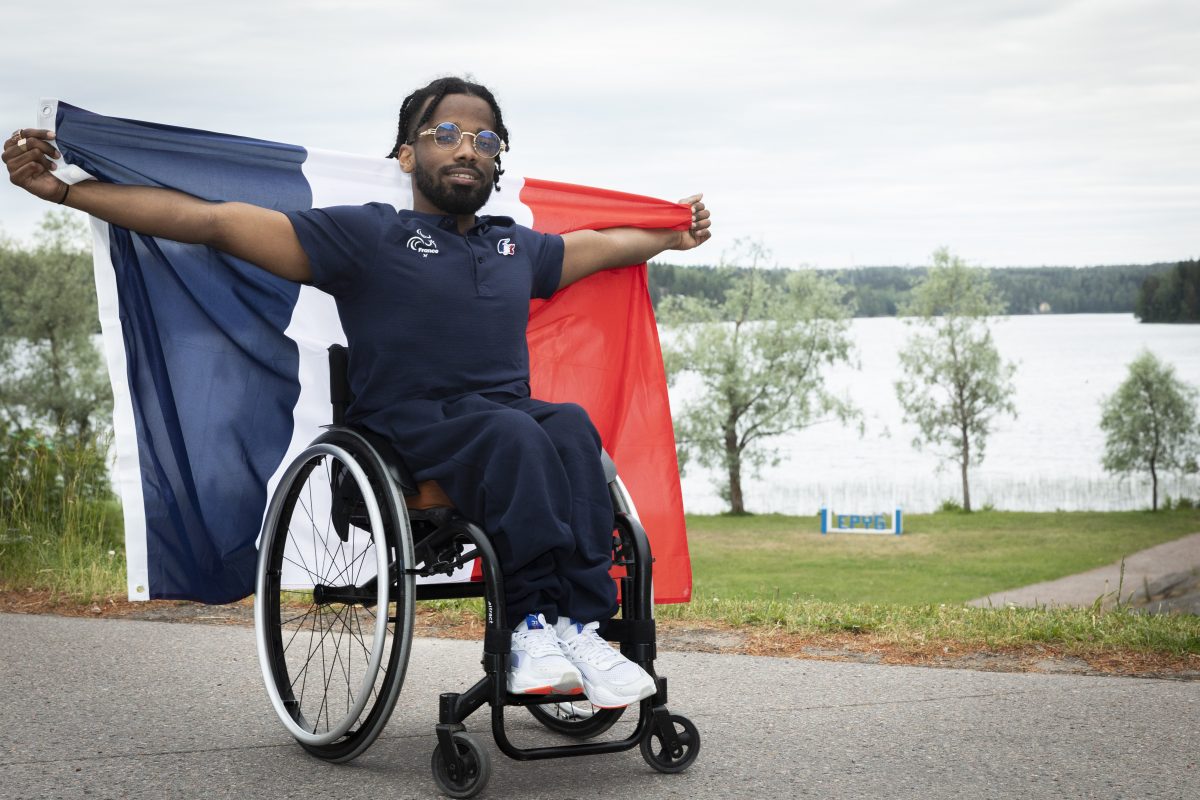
[404,208,516,235]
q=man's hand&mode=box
[673,193,712,251]
[3,128,69,203]
[559,193,714,290]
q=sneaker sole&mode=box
[580,679,656,709]
[508,674,585,696]
[508,685,586,696]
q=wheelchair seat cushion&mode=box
[407,480,456,511]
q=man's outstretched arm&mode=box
[3,128,311,283]
[558,193,711,291]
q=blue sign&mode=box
[820,507,903,535]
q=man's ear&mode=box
[397,143,415,174]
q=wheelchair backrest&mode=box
[328,344,353,425]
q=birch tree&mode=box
[659,240,858,514]
[894,248,1016,511]
[1100,350,1199,511]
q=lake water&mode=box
[667,314,1200,514]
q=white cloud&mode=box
[1,0,1197,267]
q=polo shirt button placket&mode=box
[466,237,489,296]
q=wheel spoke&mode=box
[281,552,319,580]
[284,515,318,583]
[279,603,317,650]
[307,467,321,581]
[322,606,350,728]
[291,603,345,698]
[296,596,322,717]
[316,605,333,733]
[314,544,375,593]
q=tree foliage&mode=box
[0,210,110,439]
[1134,260,1200,323]
[894,248,1017,512]
[658,240,858,514]
[1099,351,1199,511]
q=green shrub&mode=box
[0,426,124,600]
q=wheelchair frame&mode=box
[253,344,699,797]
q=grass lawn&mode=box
[683,509,1200,606]
[4,505,1197,663]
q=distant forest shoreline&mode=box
[647,261,1197,319]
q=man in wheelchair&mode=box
[5,77,711,710]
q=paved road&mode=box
[3,613,1197,800]
[970,532,1200,609]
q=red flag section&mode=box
[521,178,692,604]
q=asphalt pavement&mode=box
[3,612,1197,800]
[969,531,1200,610]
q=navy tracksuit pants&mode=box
[371,392,618,628]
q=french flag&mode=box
[38,99,692,607]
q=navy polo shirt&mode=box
[285,203,564,417]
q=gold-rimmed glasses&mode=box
[418,122,507,159]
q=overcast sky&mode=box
[1,0,1197,269]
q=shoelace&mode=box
[562,622,623,668]
[514,625,564,659]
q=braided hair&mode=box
[386,77,509,191]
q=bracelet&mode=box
[56,183,70,205]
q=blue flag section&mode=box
[53,101,314,602]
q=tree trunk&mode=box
[728,463,744,514]
[961,460,971,512]
[960,427,972,512]
[48,333,67,432]
[1150,456,1158,512]
[725,427,744,514]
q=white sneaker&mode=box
[555,618,657,709]
[508,613,584,696]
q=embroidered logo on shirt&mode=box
[496,238,517,256]
[407,229,439,258]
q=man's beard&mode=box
[413,160,494,215]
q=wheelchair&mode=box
[253,344,699,797]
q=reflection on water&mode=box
[667,314,1200,513]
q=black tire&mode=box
[640,713,700,774]
[431,731,492,799]
[254,433,416,763]
[527,701,625,739]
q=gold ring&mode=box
[17,137,28,152]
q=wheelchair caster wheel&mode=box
[431,731,491,798]
[640,713,700,774]
[528,701,624,739]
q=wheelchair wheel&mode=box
[640,713,700,773]
[255,436,416,762]
[527,701,624,739]
[431,731,491,799]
